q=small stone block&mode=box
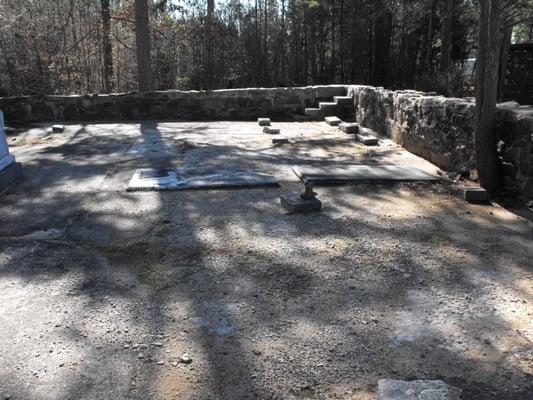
[258,118,271,126]
[339,122,359,134]
[52,125,65,133]
[325,116,342,126]
[263,127,280,135]
[272,137,289,145]
[378,379,461,400]
[356,132,379,146]
[280,195,322,214]
[463,187,489,203]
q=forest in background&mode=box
[0,0,532,97]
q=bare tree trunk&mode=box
[263,0,268,85]
[135,0,152,92]
[207,0,214,89]
[339,0,345,82]
[439,0,453,73]
[280,0,286,85]
[373,2,392,87]
[424,0,436,75]
[254,0,260,85]
[330,0,336,82]
[475,0,504,191]
[497,25,512,101]
[100,0,113,93]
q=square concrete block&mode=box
[272,137,289,145]
[356,131,379,146]
[263,127,280,135]
[258,118,271,126]
[325,116,342,126]
[339,122,359,134]
[463,187,489,203]
[280,195,322,214]
[52,124,65,133]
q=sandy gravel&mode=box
[0,121,532,400]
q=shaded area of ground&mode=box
[0,121,532,400]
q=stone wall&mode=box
[0,86,346,124]
[347,85,533,199]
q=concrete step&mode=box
[356,127,379,146]
[263,126,280,135]
[339,122,359,134]
[318,102,338,116]
[325,116,342,126]
[305,108,323,119]
[333,96,354,107]
[356,132,379,146]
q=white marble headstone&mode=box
[0,110,16,172]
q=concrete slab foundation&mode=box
[280,194,322,214]
[463,187,489,203]
[127,168,280,191]
[292,165,440,185]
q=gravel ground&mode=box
[0,121,532,400]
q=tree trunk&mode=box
[475,0,503,191]
[373,2,392,87]
[280,0,286,85]
[424,0,436,75]
[263,0,268,85]
[329,0,335,82]
[339,0,345,82]
[439,0,453,73]
[100,0,113,93]
[134,0,152,92]
[207,0,215,89]
[497,25,512,101]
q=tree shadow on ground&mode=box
[0,121,531,400]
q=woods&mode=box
[0,0,530,97]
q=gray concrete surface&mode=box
[0,121,532,400]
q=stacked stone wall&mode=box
[347,85,533,199]
[1,84,532,198]
[0,86,346,124]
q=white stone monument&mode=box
[0,110,22,191]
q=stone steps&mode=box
[333,96,353,107]
[303,94,355,121]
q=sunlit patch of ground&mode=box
[0,121,531,399]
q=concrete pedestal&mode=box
[0,110,22,192]
[280,194,322,214]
